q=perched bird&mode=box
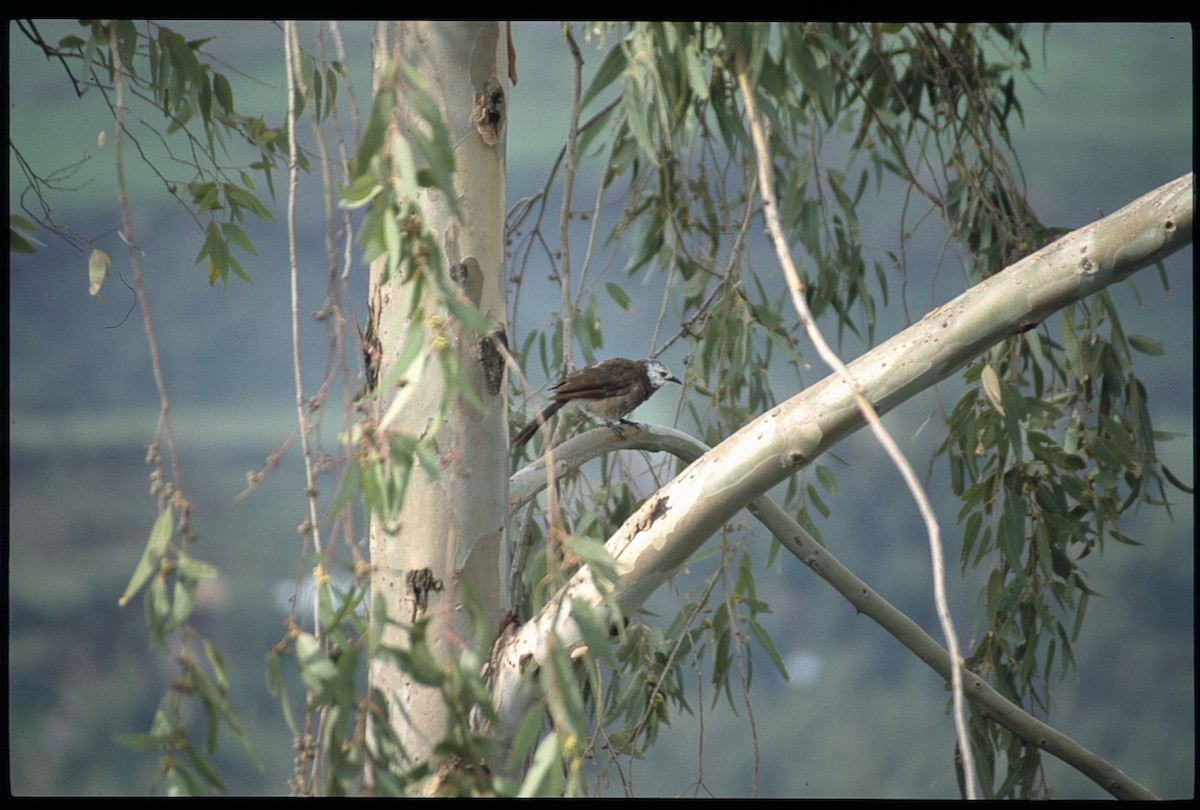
[513,357,682,447]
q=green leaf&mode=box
[188,181,222,213]
[212,72,234,113]
[1161,463,1194,494]
[197,72,213,125]
[145,574,170,649]
[339,173,384,209]
[219,222,257,255]
[199,227,229,285]
[201,638,230,692]
[806,482,830,518]
[576,98,617,158]
[542,641,587,739]
[181,738,227,790]
[625,209,664,272]
[570,599,618,668]
[113,732,161,752]
[171,575,196,628]
[294,632,338,693]
[354,82,395,176]
[997,489,1027,570]
[580,41,628,111]
[119,507,174,607]
[622,82,659,167]
[814,463,839,494]
[506,705,547,771]
[383,199,402,280]
[1127,333,1164,356]
[748,617,790,681]
[224,184,272,222]
[400,74,458,209]
[605,281,632,311]
[323,66,339,120]
[265,648,298,735]
[9,214,45,253]
[227,256,251,284]
[519,733,564,797]
[397,640,447,688]
[177,555,219,582]
[324,456,362,526]
[683,42,710,102]
[115,20,139,73]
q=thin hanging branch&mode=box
[111,26,187,514]
[283,22,327,796]
[731,48,978,797]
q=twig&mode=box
[732,47,978,798]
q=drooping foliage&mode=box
[10,20,1188,798]
[505,23,1184,799]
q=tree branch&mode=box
[508,422,1160,799]
[731,45,977,794]
[492,173,1192,797]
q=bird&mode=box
[513,357,682,448]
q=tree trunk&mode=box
[367,21,509,790]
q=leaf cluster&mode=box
[938,289,1186,797]
[14,20,303,285]
[115,504,254,795]
[508,22,1184,798]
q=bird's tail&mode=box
[513,401,566,447]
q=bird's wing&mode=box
[551,366,632,400]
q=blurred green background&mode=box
[7,22,1193,796]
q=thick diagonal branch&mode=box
[493,173,1192,799]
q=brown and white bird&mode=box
[513,357,682,447]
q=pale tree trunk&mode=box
[367,21,510,789]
